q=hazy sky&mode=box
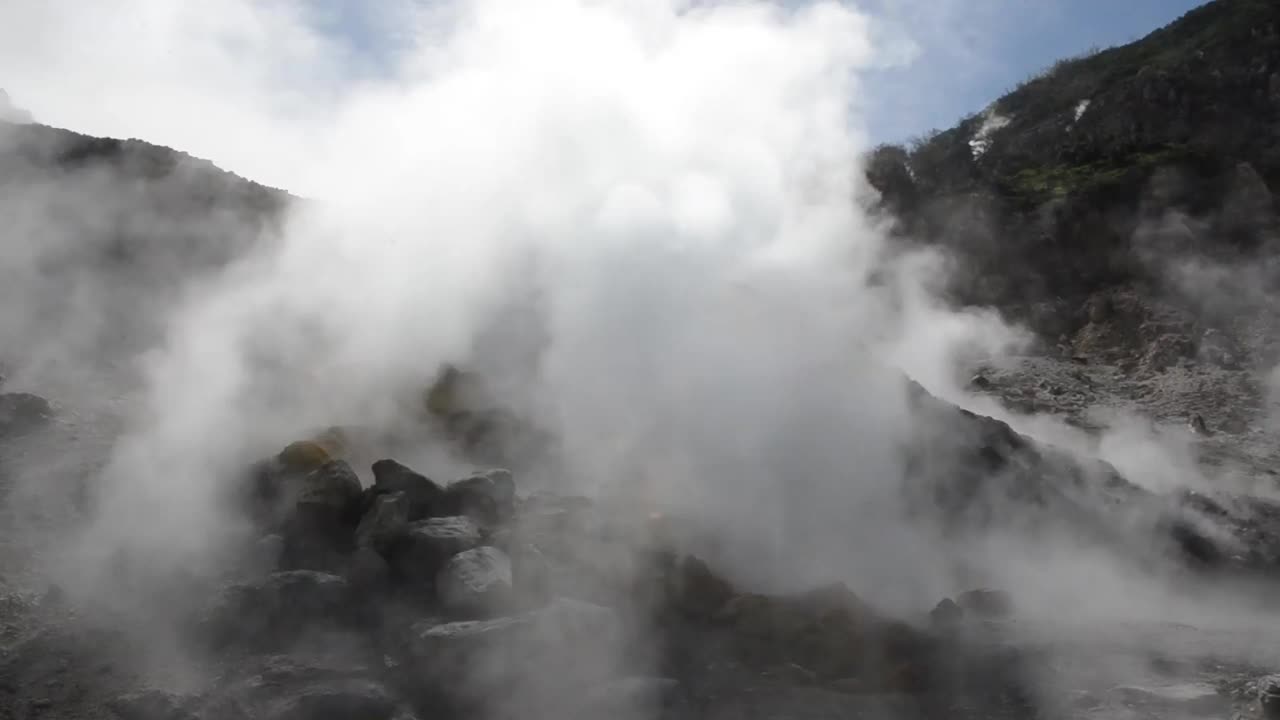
[0,0,1211,190]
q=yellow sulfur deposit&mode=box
[313,426,349,457]
[424,365,463,416]
[276,440,333,470]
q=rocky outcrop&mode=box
[867,0,1280,372]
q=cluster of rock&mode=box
[166,438,1034,720]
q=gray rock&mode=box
[251,534,285,577]
[370,459,443,520]
[296,460,363,515]
[263,679,397,720]
[436,547,513,616]
[955,588,1014,619]
[930,597,962,627]
[0,392,53,438]
[201,571,356,650]
[391,517,483,586]
[355,492,410,554]
[405,598,622,712]
[575,677,680,717]
[205,655,400,720]
[283,461,364,570]
[1260,675,1280,719]
[344,546,391,593]
[1109,683,1228,716]
[107,690,197,720]
[438,469,516,526]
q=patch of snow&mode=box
[1074,99,1091,122]
[968,109,1011,159]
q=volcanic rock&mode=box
[435,546,513,617]
[436,468,516,527]
[388,516,483,587]
[954,589,1014,619]
[0,392,53,438]
[107,690,198,720]
[199,571,359,651]
[276,460,364,570]
[369,459,443,520]
[403,597,622,714]
[355,491,411,555]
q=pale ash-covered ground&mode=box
[973,352,1280,487]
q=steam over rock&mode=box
[369,459,443,520]
[0,392,53,439]
[435,546,513,616]
[390,516,484,587]
[403,597,623,715]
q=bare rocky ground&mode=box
[6,342,1280,720]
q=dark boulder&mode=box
[355,491,410,556]
[713,583,931,688]
[955,588,1014,619]
[1260,675,1280,719]
[343,546,392,595]
[387,516,482,588]
[369,459,443,520]
[436,469,515,527]
[198,571,360,651]
[662,554,735,621]
[281,461,364,571]
[200,655,403,720]
[402,597,622,714]
[0,392,53,438]
[930,598,963,628]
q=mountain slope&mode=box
[868,0,1280,375]
[0,120,293,393]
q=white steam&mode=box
[0,0,1031,611]
[11,5,1271,699]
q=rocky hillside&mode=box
[867,0,1280,371]
[7,373,1280,720]
[0,119,292,393]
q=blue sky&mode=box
[309,0,1210,146]
[858,0,1209,143]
